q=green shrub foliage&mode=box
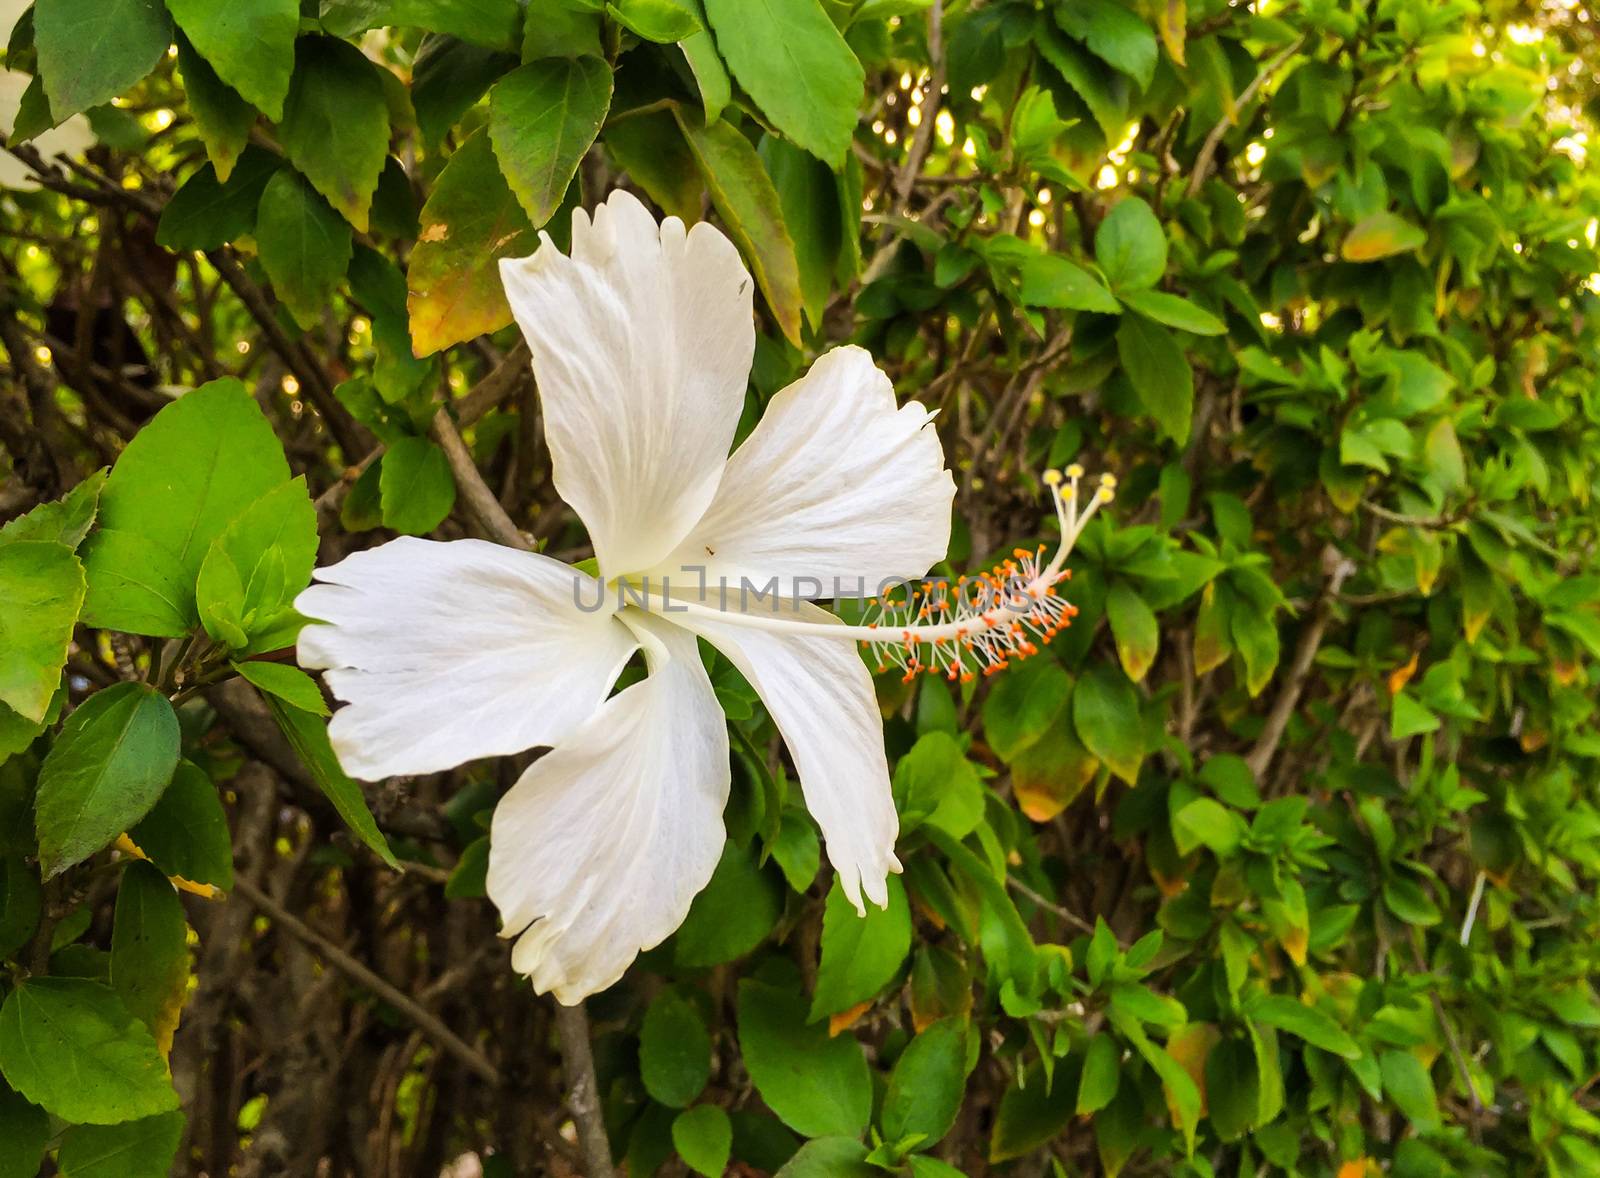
[2,0,1600,1174]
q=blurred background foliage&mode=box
[3,0,1600,1174]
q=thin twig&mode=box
[232,874,502,1086]
[1186,36,1307,198]
[1245,551,1355,781]
[553,1001,615,1178]
[892,2,945,216]
[431,409,529,550]
[1006,874,1097,936]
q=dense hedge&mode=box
[3,0,1600,1174]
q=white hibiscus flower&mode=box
[296,190,1107,1003]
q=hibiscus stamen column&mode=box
[663,468,1114,682]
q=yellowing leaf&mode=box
[111,862,192,1058]
[1387,651,1419,695]
[1107,581,1160,682]
[1341,211,1427,262]
[1155,0,1186,66]
[829,1001,872,1037]
[406,130,537,356]
[1193,581,1232,675]
[1012,722,1099,822]
[1280,923,1308,967]
[674,109,803,345]
[1164,1023,1220,1119]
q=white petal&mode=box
[489,611,730,1002]
[499,189,755,578]
[296,537,636,780]
[670,601,899,913]
[653,345,954,600]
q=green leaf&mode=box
[672,1104,732,1178]
[1247,994,1361,1059]
[278,37,391,232]
[260,696,400,869]
[198,476,318,646]
[1382,875,1442,926]
[166,0,298,120]
[1077,1032,1120,1114]
[55,1111,185,1178]
[1198,753,1260,808]
[524,0,604,57]
[810,874,912,1018]
[1229,603,1279,697]
[0,978,177,1124]
[0,706,44,763]
[0,469,105,549]
[1379,1049,1440,1129]
[0,1085,50,1178]
[1116,313,1193,444]
[82,378,292,635]
[1390,690,1440,739]
[1173,797,1246,856]
[444,836,488,899]
[413,36,518,146]
[701,0,864,166]
[379,436,458,535]
[1105,580,1159,682]
[760,135,841,330]
[0,855,41,960]
[7,74,58,146]
[738,976,871,1137]
[769,808,820,893]
[0,541,84,723]
[233,662,328,716]
[605,109,703,224]
[608,0,701,41]
[989,1061,1073,1162]
[680,0,730,120]
[78,530,193,638]
[881,1018,967,1148]
[130,760,233,891]
[675,840,783,966]
[156,147,279,252]
[407,129,537,356]
[110,861,189,1055]
[175,37,255,182]
[36,684,180,879]
[33,0,172,119]
[351,249,437,402]
[1119,288,1226,335]
[1018,255,1121,313]
[1205,1033,1262,1140]
[1056,0,1157,89]
[980,656,1070,762]
[489,57,612,227]
[1095,197,1166,291]
[641,989,712,1107]
[774,1137,876,1178]
[381,0,521,48]
[1071,665,1143,785]
[892,731,985,840]
[256,168,355,330]
[1341,211,1427,262]
[675,110,803,346]
[924,828,1037,982]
